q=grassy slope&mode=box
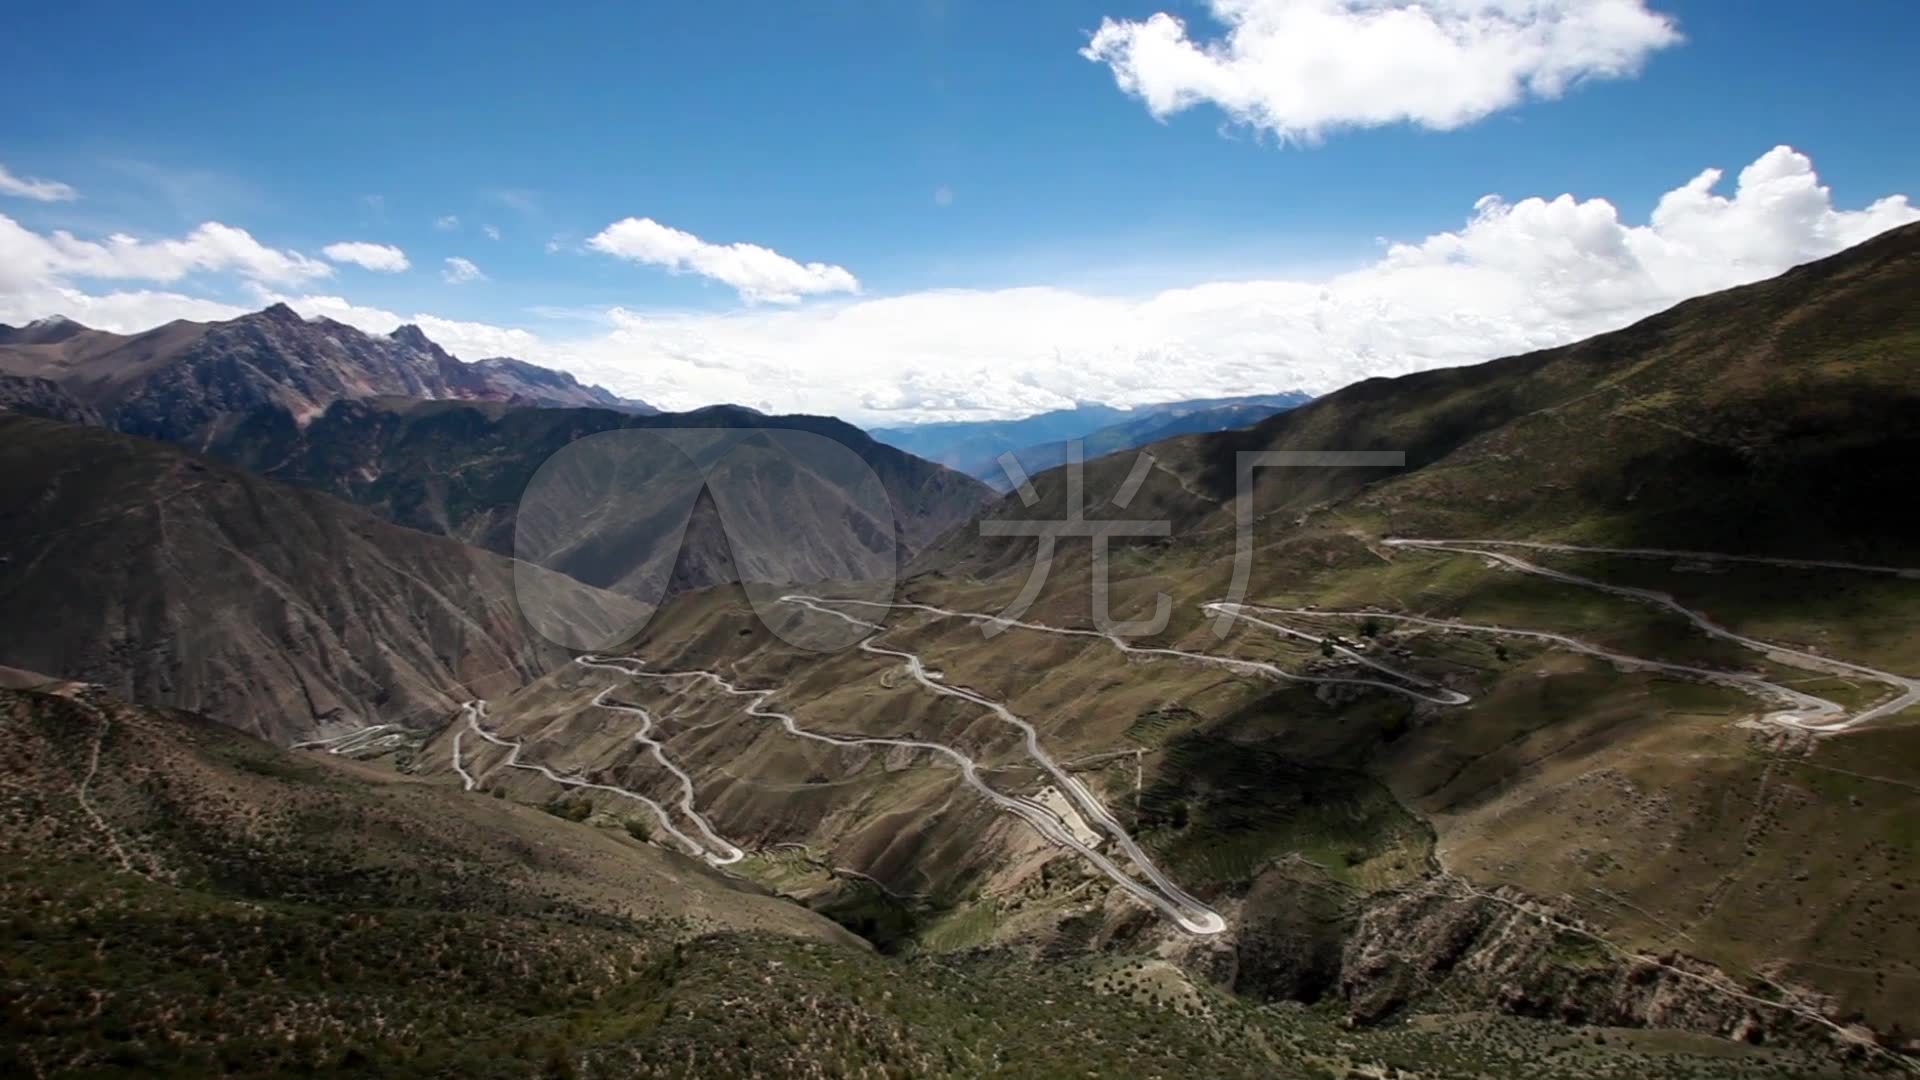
[439,225,1920,1050]
[1,686,1867,1078]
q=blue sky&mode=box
[3,1,1916,421]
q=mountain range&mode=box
[0,305,654,446]
[0,308,993,728]
[203,397,991,598]
[418,222,1920,1062]
[870,391,1311,484]
[3,225,1918,1075]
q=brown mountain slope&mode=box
[422,223,1920,1056]
[11,684,1831,1078]
[206,399,995,600]
[0,681,859,940]
[0,414,643,743]
[0,304,651,444]
[0,372,101,426]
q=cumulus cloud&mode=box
[549,147,1914,420]
[441,256,485,283]
[2,148,1912,425]
[0,163,79,202]
[587,217,860,304]
[435,214,461,231]
[0,284,248,330]
[483,224,501,241]
[0,214,331,291]
[322,241,411,273]
[1082,0,1682,142]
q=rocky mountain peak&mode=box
[389,323,434,351]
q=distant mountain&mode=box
[0,313,90,346]
[870,403,1138,478]
[206,398,995,604]
[0,413,644,743]
[0,304,653,444]
[870,392,1310,482]
[988,392,1311,488]
[464,353,652,411]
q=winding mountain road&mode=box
[454,699,719,863]
[574,656,746,864]
[782,596,1224,933]
[1388,538,1920,581]
[789,595,1469,707]
[289,724,406,755]
[1231,604,1840,725]
[1384,539,1920,732]
[583,627,1228,935]
[444,535,1910,934]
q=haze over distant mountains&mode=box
[870,391,1312,484]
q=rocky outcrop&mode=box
[467,355,656,412]
[1337,877,1872,1053]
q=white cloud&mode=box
[1082,0,1682,143]
[322,241,411,273]
[482,224,501,241]
[0,214,331,291]
[435,214,461,231]
[0,163,79,202]
[0,283,248,330]
[547,147,1914,421]
[587,217,860,304]
[2,147,1911,427]
[441,256,485,284]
